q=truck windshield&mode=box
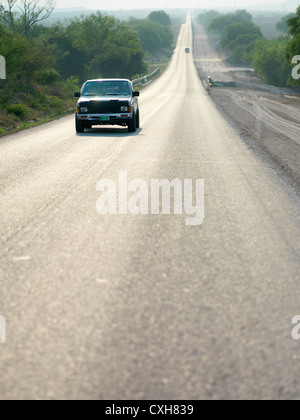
[82,81,131,97]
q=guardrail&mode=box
[132,67,161,86]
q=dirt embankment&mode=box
[193,23,300,194]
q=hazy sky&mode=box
[55,0,285,10]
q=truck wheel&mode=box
[136,109,140,129]
[128,112,137,133]
[76,116,85,133]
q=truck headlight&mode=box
[121,106,128,112]
[80,107,88,113]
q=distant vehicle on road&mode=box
[185,48,190,53]
[74,79,140,133]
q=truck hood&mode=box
[79,96,131,103]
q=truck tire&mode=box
[128,112,137,133]
[76,116,85,133]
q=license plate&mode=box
[99,115,110,121]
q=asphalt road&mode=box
[1,16,300,400]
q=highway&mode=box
[1,15,300,400]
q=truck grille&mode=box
[85,101,128,114]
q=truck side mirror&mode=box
[133,91,140,97]
[74,92,81,98]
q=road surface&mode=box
[1,15,300,400]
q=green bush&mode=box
[148,11,171,27]
[252,38,291,87]
[63,76,80,97]
[37,69,61,86]
[48,96,64,111]
[25,93,44,110]
[6,104,30,118]
[129,17,173,53]
[208,10,253,34]
[208,11,263,65]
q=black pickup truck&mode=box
[74,79,140,133]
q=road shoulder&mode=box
[192,22,300,195]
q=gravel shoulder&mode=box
[193,23,300,194]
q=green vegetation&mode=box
[197,10,222,30]
[0,4,174,135]
[128,12,174,54]
[148,10,172,27]
[251,8,300,88]
[65,13,146,80]
[208,10,253,33]
[276,13,296,34]
[199,7,300,88]
[252,38,291,86]
[286,8,300,87]
[0,16,77,133]
[206,10,263,64]
[221,21,263,63]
